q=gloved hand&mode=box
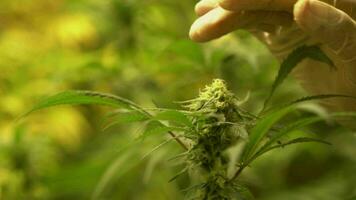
[190,0,356,125]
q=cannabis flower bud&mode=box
[183,79,243,165]
[185,79,235,112]
[182,79,247,199]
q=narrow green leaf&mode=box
[263,94,356,114]
[141,138,174,161]
[254,112,356,161]
[169,167,188,182]
[154,110,192,127]
[142,121,185,138]
[263,45,335,109]
[282,137,331,146]
[112,111,149,123]
[256,116,321,156]
[289,94,356,105]
[260,94,356,116]
[167,152,189,161]
[92,140,141,200]
[102,111,149,130]
[23,90,143,117]
[235,184,254,200]
[241,107,294,162]
[253,137,331,159]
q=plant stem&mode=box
[136,105,189,150]
[168,131,188,150]
[230,166,245,182]
[230,158,253,182]
[145,103,189,150]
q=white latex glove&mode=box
[190,0,356,126]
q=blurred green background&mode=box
[0,0,355,199]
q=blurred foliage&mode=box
[0,0,355,199]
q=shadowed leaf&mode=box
[263,45,335,109]
[241,107,294,162]
[253,137,331,159]
[254,112,356,160]
[263,94,356,115]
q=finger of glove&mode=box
[328,0,356,19]
[219,0,356,17]
[195,0,219,16]
[294,0,356,63]
[189,7,293,42]
[219,0,297,12]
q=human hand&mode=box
[190,0,356,123]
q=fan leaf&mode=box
[253,137,331,160]
[253,112,356,161]
[241,106,294,162]
[154,110,192,127]
[263,45,335,109]
[263,94,356,114]
[22,90,144,117]
[102,111,149,130]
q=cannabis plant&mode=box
[22,45,356,199]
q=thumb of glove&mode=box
[294,0,356,63]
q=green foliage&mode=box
[256,137,331,157]
[23,90,144,117]
[154,110,193,127]
[240,107,294,163]
[25,78,356,200]
[103,110,149,130]
[3,1,356,199]
[262,94,356,114]
[254,112,356,161]
[264,45,335,109]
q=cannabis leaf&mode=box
[154,110,193,127]
[102,110,149,130]
[22,90,146,118]
[262,94,356,115]
[253,137,331,158]
[241,106,294,162]
[263,45,335,111]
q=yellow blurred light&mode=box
[101,44,120,69]
[0,95,25,116]
[28,107,90,151]
[0,121,15,144]
[50,14,98,49]
[0,29,43,64]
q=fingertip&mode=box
[189,7,221,42]
[195,2,206,16]
[194,2,201,16]
[189,7,242,43]
[189,22,203,42]
[219,0,239,11]
[189,19,210,42]
[294,0,346,32]
[294,0,315,33]
[293,0,309,22]
[195,0,218,16]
